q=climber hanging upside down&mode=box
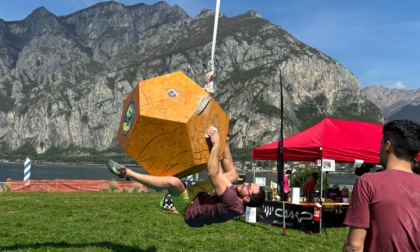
[106,126,265,227]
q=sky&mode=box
[0,0,419,90]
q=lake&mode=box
[0,162,356,186]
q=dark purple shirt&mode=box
[344,170,420,251]
[184,185,244,227]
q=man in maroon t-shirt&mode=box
[107,126,265,227]
[303,172,318,202]
[343,120,420,251]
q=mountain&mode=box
[362,85,420,120]
[0,1,383,158]
[388,104,420,123]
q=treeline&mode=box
[1,144,277,170]
[0,143,133,164]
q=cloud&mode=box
[389,81,406,89]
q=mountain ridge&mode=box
[362,85,420,121]
[388,104,420,123]
[0,1,383,158]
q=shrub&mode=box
[130,183,143,193]
[99,186,111,192]
[108,181,120,193]
[0,183,12,192]
[291,167,330,192]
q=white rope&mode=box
[204,0,221,94]
[211,0,221,63]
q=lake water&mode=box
[0,162,143,181]
[0,162,356,186]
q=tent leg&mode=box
[319,164,323,234]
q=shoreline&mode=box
[1,160,357,176]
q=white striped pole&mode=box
[24,157,31,185]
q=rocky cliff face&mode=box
[362,85,420,119]
[0,1,383,154]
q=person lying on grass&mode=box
[107,126,265,227]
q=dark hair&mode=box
[382,120,420,162]
[285,170,292,175]
[245,186,266,207]
[312,172,319,177]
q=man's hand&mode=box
[206,126,220,146]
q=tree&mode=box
[290,166,330,194]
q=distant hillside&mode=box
[362,85,420,120]
[388,104,420,123]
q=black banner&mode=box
[257,201,315,231]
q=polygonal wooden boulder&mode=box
[117,71,229,178]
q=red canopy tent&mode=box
[253,117,420,163]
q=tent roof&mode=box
[253,117,420,164]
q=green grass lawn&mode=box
[0,192,348,251]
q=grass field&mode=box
[0,192,348,251]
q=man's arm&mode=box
[221,137,239,184]
[206,127,232,196]
[343,227,367,252]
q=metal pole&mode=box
[319,151,323,234]
[252,162,256,184]
[276,69,285,200]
